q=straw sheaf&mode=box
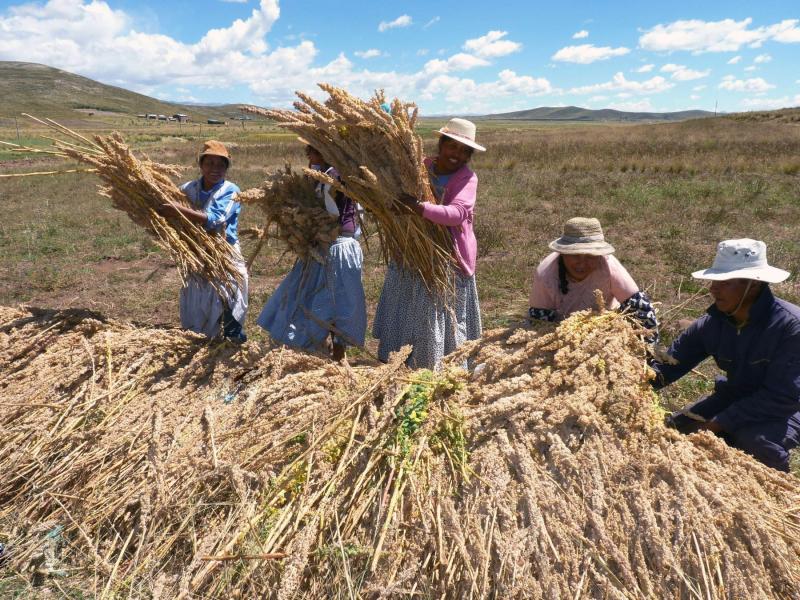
[1,303,799,598]
[242,85,457,296]
[237,164,339,264]
[2,115,243,295]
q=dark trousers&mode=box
[667,388,800,472]
[222,308,246,342]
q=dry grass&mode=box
[243,86,456,295]
[1,303,799,598]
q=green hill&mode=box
[483,105,714,122]
[0,62,234,121]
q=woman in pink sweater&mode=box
[529,217,659,339]
[373,118,485,369]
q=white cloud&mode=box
[660,63,710,81]
[424,16,440,29]
[744,66,757,72]
[727,55,742,64]
[0,0,556,114]
[416,48,429,56]
[0,0,289,86]
[552,44,630,64]
[773,24,800,43]
[423,53,490,74]
[609,99,654,112]
[570,72,674,95]
[572,30,589,39]
[740,95,800,110]
[588,95,608,102]
[634,64,654,73]
[196,0,280,55]
[719,75,775,92]
[420,69,554,111]
[354,49,383,59]
[463,31,522,58]
[378,14,412,32]
[754,53,772,63]
[693,84,707,91]
[690,94,701,100]
[639,18,800,53]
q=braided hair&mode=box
[557,255,569,295]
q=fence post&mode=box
[14,116,20,144]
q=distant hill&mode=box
[0,62,234,121]
[483,105,714,122]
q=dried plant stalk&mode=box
[238,164,339,264]
[3,115,243,294]
[242,85,456,295]
[1,304,799,598]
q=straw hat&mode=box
[548,217,615,256]
[198,140,231,167]
[692,239,790,283]
[435,118,486,152]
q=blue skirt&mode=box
[257,237,366,351]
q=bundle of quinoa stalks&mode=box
[242,85,457,296]
[1,298,798,598]
[1,115,243,294]
[237,164,340,264]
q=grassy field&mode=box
[1,112,799,413]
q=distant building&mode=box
[137,114,147,119]
[157,115,168,121]
[147,114,157,120]
[173,114,190,122]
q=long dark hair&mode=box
[557,255,569,295]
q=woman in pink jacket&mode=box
[373,118,485,369]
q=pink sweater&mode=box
[529,252,640,318]
[420,157,478,277]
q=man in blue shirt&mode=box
[651,239,800,471]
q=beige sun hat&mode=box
[548,217,615,256]
[198,140,231,167]
[692,239,790,283]
[435,118,486,152]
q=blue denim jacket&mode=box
[651,286,800,431]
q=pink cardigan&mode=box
[420,158,478,277]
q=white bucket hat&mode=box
[692,239,790,283]
[436,118,486,152]
[548,217,615,256]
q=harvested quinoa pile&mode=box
[0,305,798,598]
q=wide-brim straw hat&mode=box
[692,238,790,283]
[198,140,231,167]
[435,118,486,152]
[549,217,615,255]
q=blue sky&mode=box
[0,0,798,114]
